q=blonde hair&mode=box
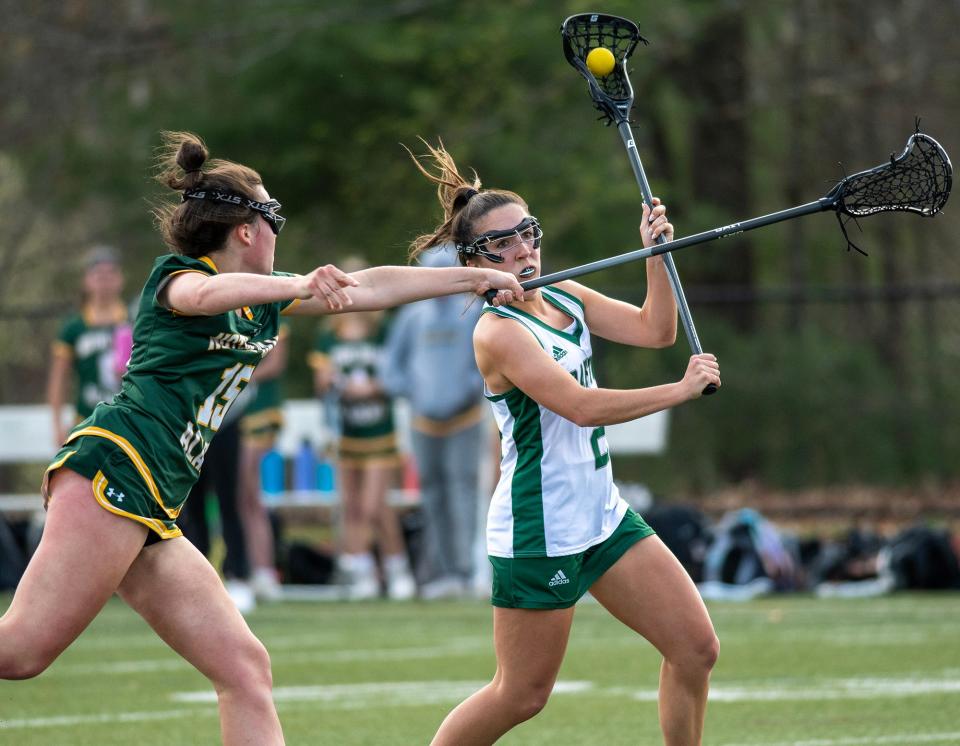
[152,131,266,257]
[406,139,527,264]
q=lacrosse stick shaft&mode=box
[518,198,831,291]
[616,121,718,394]
[617,121,704,355]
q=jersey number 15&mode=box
[181,363,254,470]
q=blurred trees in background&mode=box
[2,0,958,494]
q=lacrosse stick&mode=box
[561,13,717,393]
[513,130,951,291]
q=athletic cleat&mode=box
[386,571,416,601]
[224,579,257,615]
[251,567,283,602]
[338,553,381,601]
[384,554,416,601]
[419,575,467,601]
[347,575,381,601]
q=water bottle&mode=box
[293,439,317,497]
[316,453,336,496]
[401,453,420,504]
[260,448,285,505]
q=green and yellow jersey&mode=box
[52,304,130,418]
[45,253,299,538]
[308,318,398,465]
[241,321,289,445]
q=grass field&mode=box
[1,592,958,745]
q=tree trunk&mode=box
[684,8,754,331]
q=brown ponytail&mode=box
[405,139,527,264]
[152,131,267,257]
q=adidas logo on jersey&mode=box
[548,569,570,587]
[551,346,567,361]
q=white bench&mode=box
[0,401,669,515]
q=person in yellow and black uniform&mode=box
[310,261,416,601]
[3,131,523,746]
[47,246,132,448]
[238,321,289,602]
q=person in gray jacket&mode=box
[382,245,487,598]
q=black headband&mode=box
[181,187,286,234]
[182,187,276,213]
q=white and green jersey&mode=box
[482,286,627,559]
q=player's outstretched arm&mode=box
[162,263,523,317]
[160,269,326,316]
[289,265,524,315]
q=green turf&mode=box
[1,593,958,745]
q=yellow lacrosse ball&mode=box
[586,47,616,77]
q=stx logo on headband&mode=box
[182,188,286,235]
[191,189,241,204]
[183,188,265,210]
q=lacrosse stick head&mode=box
[831,132,952,218]
[561,13,648,125]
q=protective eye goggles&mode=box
[458,216,542,263]
[182,188,287,235]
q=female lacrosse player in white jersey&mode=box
[409,142,721,746]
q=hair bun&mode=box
[452,187,479,211]
[176,140,208,176]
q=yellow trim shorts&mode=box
[45,434,183,542]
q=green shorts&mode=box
[338,433,400,468]
[45,434,184,542]
[241,407,284,446]
[490,508,655,609]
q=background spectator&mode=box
[382,245,487,599]
[47,246,131,447]
[238,322,290,602]
[179,384,256,613]
[309,258,416,600]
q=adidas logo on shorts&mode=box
[548,569,570,587]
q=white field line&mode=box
[719,733,960,746]
[0,681,592,730]
[0,707,218,730]
[57,622,952,674]
[620,675,960,702]
[570,627,949,650]
[706,601,960,618]
[172,679,593,706]
[3,675,958,732]
[52,638,491,676]
[68,628,467,652]
[171,674,960,707]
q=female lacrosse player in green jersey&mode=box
[0,132,523,746]
[47,246,131,446]
[409,142,721,746]
[238,320,290,601]
[310,256,416,601]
